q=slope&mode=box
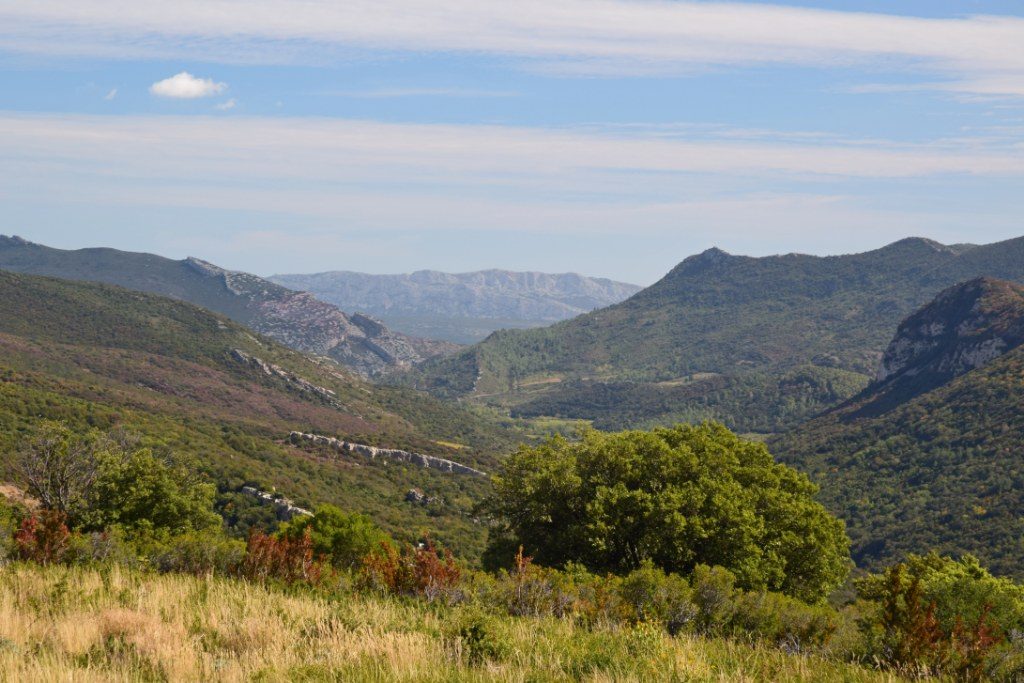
[410,236,1024,434]
[773,278,1024,576]
[0,236,455,377]
[0,270,520,560]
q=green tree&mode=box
[280,504,393,569]
[484,423,850,602]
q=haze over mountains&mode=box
[774,277,1024,577]
[269,270,641,344]
[0,236,455,377]
[410,236,1024,435]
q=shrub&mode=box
[149,531,246,576]
[618,561,695,634]
[449,608,510,664]
[13,510,70,565]
[360,541,462,603]
[280,505,392,570]
[239,528,324,586]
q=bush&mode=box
[618,561,695,633]
[13,510,70,565]
[360,541,462,603]
[239,528,324,586]
[149,531,246,576]
[280,505,392,570]
[448,608,510,664]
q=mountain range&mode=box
[773,277,1024,577]
[269,269,641,344]
[0,236,456,377]
[409,236,1024,435]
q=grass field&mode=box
[0,563,906,682]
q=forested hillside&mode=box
[0,270,519,559]
[410,236,1024,434]
[773,278,1024,576]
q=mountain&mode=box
[0,270,520,559]
[773,278,1024,576]
[0,236,456,377]
[269,269,642,344]
[408,236,1024,434]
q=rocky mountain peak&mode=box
[875,277,1024,391]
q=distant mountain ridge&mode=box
[0,236,456,377]
[408,236,1024,434]
[269,269,641,344]
[773,277,1024,575]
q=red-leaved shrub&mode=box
[14,509,71,565]
[361,541,461,602]
[239,528,323,586]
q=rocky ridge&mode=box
[288,431,487,477]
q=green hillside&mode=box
[410,236,1024,434]
[773,278,1024,576]
[0,270,519,560]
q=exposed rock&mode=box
[240,486,313,520]
[870,277,1024,404]
[288,431,487,477]
[404,488,438,505]
[230,349,344,408]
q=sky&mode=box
[1,1,1023,285]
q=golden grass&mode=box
[0,564,905,682]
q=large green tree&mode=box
[484,423,850,602]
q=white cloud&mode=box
[103,88,117,100]
[2,2,1024,94]
[215,98,237,110]
[150,71,226,99]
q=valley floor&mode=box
[0,564,904,683]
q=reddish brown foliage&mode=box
[14,509,71,565]
[360,540,461,602]
[239,528,324,586]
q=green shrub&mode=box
[149,531,245,576]
[280,505,392,570]
[618,561,695,633]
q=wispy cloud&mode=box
[150,71,226,99]
[214,98,237,110]
[2,2,1023,94]
[326,87,518,99]
[103,88,117,101]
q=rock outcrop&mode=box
[875,277,1024,394]
[231,349,344,407]
[288,431,487,477]
[240,486,313,520]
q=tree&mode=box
[483,423,850,602]
[15,421,103,521]
[280,504,392,569]
[16,422,218,535]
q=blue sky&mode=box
[1,1,1023,284]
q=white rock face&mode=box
[288,431,487,478]
[240,486,313,520]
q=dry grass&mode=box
[0,563,905,682]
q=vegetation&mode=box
[483,423,849,602]
[410,236,1024,434]
[0,271,523,560]
[774,340,1024,577]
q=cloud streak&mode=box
[2,2,1024,94]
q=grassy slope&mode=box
[0,271,521,560]
[411,237,1024,433]
[0,564,901,683]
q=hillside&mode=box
[773,278,1024,576]
[270,269,641,344]
[0,236,455,377]
[0,270,520,559]
[410,236,1024,434]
